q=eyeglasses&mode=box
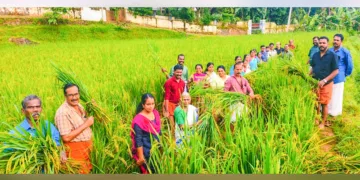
[66,93,80,98]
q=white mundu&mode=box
[328,82,345,116]
[230,102,247,123]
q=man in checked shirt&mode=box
[55,83,94,174]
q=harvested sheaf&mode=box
[51,62,111,124]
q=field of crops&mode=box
[0,24,359,174]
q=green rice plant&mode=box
[0,119,78,174]
[51,62,111,124]
[0,25,359,174]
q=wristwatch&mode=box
[322,79,328,83]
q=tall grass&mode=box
[0,26,359,174]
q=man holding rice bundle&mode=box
[224,62,255,132]
[55,83,94,174]
[328,34,353,118]
[8,95,67,160]
[309,36,339,129]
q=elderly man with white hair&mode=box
[174,92,202,146]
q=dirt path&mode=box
[319,126,337,155]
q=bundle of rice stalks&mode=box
[0,119,79,174]
[189,85,264,138]
[280,60,318,88]
[51,62,110,124]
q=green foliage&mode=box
[179,8,195,23]
[211,13,223,22]
[128,7,153,17]
[266,8,289,25]
[295,7,360,34]
[110,7,123,22]
[200,8,212,26]
[0,24,359,174]
[43,8,70,25]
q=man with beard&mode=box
[162,54,189,81]
[8,95,66,162]
[55,83,94,174]
[163,64,185,138]
[328,34,353,118]
[307,36,320,64]
[310,36,339,129]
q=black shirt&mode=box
[310,49,339,83]
[275,47,284,55]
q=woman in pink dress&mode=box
[189,64,206,84]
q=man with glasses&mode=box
[55,83,94,174]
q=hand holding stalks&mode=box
[60,151,67,164]
[136,157,146,166]
[318,80,326,88]
[85,116,94,127]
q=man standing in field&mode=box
[55,83,94,174]
[281,44,294,60]
[275,42,284,55]
[260,45,269,62]
[289,39,296,50]
[307,36,320,64]
[224,62,255,97]
[310,36,339,129]
[163,64,185,138]
[224,62,255,131]
[7,95,66,162]
[162,54,189,81]
[268,43,278,57]
[328,34,353,117]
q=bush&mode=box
[42,8,70,25]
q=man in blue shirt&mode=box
[260,45,268,62]
[8,95,66,162]
[328,34,354,117]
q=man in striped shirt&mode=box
[55,83,94,174]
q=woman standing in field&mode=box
[247,53,260,71]
[131,93,161,174]
[229,56,242,76]
[243,55,252,75]
[189,64,206,85]
[204,62,217,88]
[256,52,262,61]
[249,49,257,61]
[213,65,230,89]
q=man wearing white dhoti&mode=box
[328,34,354,118]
